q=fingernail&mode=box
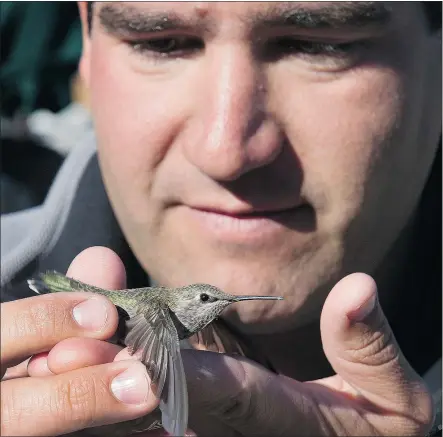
[351,294,377,322]
[73,297,108,331]
[111,362,151,404]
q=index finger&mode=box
[1,246,127,374]
[0,292,119,372]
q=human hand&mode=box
[17,248,435,436]
[178,273,435,436]
[1,248,160,437]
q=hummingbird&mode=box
[28,271,283,436]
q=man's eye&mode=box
[127,36,203,58]
[265,37,364,62]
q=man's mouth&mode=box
[182,203,315,245]
[193,205,302,218]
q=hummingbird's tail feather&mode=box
[160,352,188,437]
[27,270,106,295]
[27,278,51,295]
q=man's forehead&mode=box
[96,1,395,36]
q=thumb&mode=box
[67,246,127,290]
[320,273,433,422]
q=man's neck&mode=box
[246,320,333,381]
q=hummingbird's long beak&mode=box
[231,295,284,302]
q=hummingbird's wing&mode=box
[124,305,188,437]
[192,320,248,355]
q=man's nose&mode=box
[183,47,283,181]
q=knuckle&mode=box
[219,388,254,423]
[218,366,255,423]
[1,381,37,436]
[403,381,436,435]
[1,372,109,436]
[31,296,73,339]
[15,296,73,343]
[1,386,15,435]
[344,319,399,367]
[55,374,104,428]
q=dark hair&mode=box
[86,2,442,32]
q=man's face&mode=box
[79,2,441,333]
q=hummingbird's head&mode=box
[167,284,283,334]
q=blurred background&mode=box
[1,1,90,215]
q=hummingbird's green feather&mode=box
[28,271,162,318]
[29,271,103,294]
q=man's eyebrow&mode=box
[98,3,212,35]
[250,2,393,31]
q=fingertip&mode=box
[322,272,378,327]
[113,347,139,362]
[48,338,122,374]
[320,273,380,361]
[67,246,127,290]
[110,360,155,406]
[28,352,53,377]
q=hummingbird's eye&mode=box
[200,293,209,302]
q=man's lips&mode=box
[188,204,305,218]
[180,203,314,245]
